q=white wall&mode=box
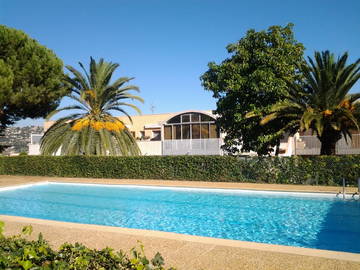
[162,139,223,155]
[29,142,162,156]
[28,144,40,155]
[137,141,162,155]
[279,135,296,156]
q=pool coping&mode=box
[1,215,359,263]
[1,180,357,199]
[1,175,359,194]
[0,178,359,263]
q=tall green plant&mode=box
[201,24,305,155]
[260,51,360,155]
[0,25,66,139]
[41,58,143,156]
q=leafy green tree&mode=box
[0,25,66,132]
[201,24,304,155]
[261,51,360,155]
[41,57,143,156]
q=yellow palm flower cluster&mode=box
[71,119,125,132]
[71,119,90,131]
[339,99,355,111]
[322,100,355,117]
[322,109,333,116]
[84,90,96,98]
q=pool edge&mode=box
[0,181,49,191]
[0,214,359,263]
[1,174,358,194]
[4,179,355,199]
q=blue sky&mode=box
[1,0,359,126]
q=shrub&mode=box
[0,221,175,270]
[0,155,359,186]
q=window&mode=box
[182,124,190,139]
[182,114,190,122]
[201,114,212,122]
[201,123,209,139]
[168,115,180,124]
[164,126,172,140]
[191,114,200,122]
[173,125,181,140]
[151,130,161,141]
[209,124,218,138]
[192,124,200,139]
[31,134,42,144]
[164,112,219,140]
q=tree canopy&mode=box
[201,23,304,155]
[261,51,360,155]
[41,57,143,156]
[0,25,66,131]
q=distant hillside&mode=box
[0,126,44,154]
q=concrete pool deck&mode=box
[0,175,359,270]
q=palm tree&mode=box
[260,51,360,155]
[40,57,143,156]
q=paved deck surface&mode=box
[0,175,359,270]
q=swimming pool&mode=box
[0,182,359,253]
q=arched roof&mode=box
[163,111,216,125]
[162,111,219,140]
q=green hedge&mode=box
[0,155,360,186]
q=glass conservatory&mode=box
[162,112,222,155]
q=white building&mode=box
[30,110,224,156]
[29,110,360,156]
[28,134,43,155]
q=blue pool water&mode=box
[0,183,359,253]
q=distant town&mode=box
[0,126,43,155]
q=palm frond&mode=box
[45,105,87,120]
[261,50,360,152]
[41,58,142,156]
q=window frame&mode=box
[163,112,218,140]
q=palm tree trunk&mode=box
[275,139,280,156]
[318,130,342,155]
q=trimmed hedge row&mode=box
[0,155,360,186]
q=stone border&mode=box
[1,175,358,193]
[1,215,359,263]
[0,180,346,198]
